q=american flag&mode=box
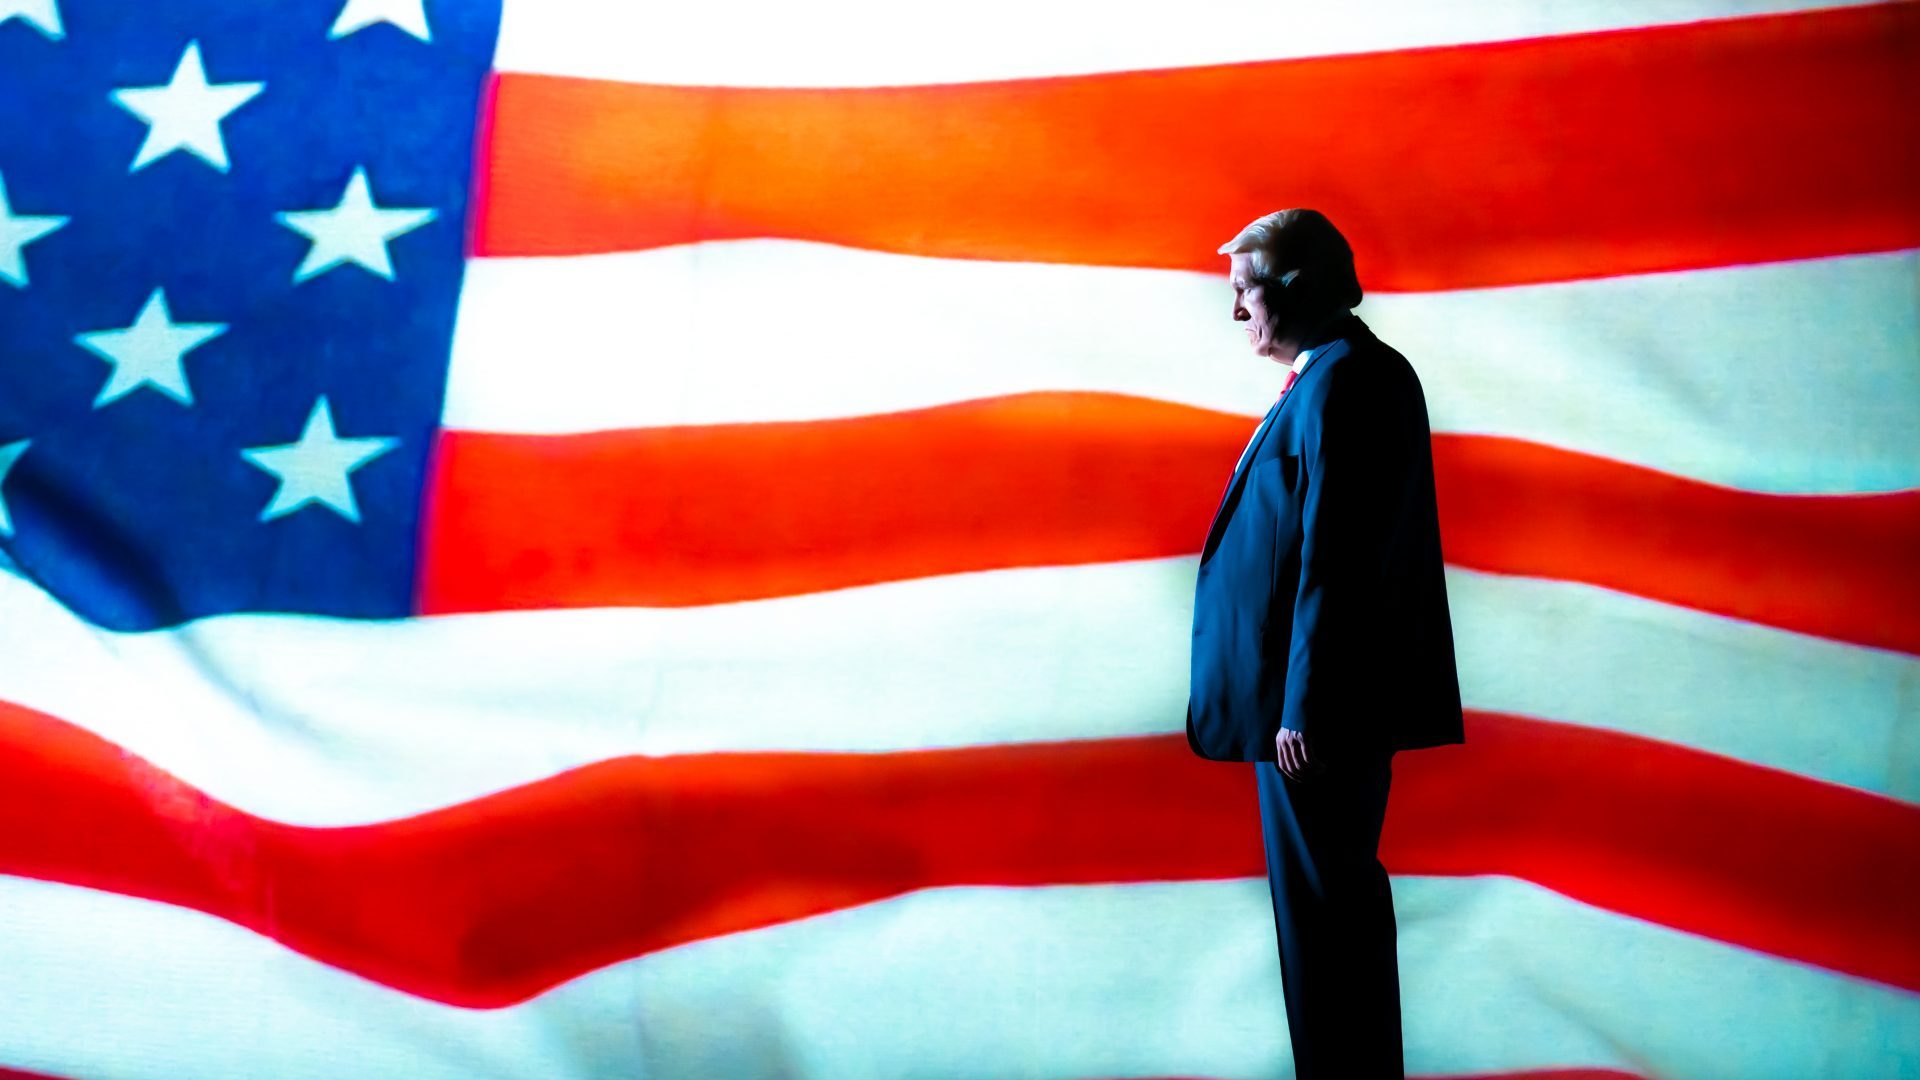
[1,0,1916,1076]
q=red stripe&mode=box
[475,4,1920,288]
[1433,435,1920,656]
[4,700,1913,1007]
[414,393,1920,655]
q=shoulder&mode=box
[1307,323,1427,443]
[1323,321,1419,401]
[1342,317,1409,370]
[1312,327,1397,398]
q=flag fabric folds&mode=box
[0,1,1916,1078]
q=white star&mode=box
[0,0,63,39]
[276,166,435,282]
[241,396,398,522]
[0,172,66,288]
[329,0,431,42]
[0,439,28,537]
[73,289,227,408]
[110,41,264,173]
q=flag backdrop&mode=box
[1,0,1917,1077]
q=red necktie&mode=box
[1279,367,1300,399]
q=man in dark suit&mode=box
[1185,208,1464,1080]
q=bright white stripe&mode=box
[1,562,1912,825]
[492,0,1881,88]
[447,243,1920,495]
[0,876,642,1080]
[2,874,1915,1080]
[1451,569,1919,802]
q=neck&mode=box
[1269,307,1352,364]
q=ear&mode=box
[1278,268,1303,288]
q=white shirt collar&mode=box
[1290,307,1351,382]
[1290,334,1351,380]
[1289,309,1354,380]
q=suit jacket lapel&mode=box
[1198,319,1364,562]
[1200,392,1285,561]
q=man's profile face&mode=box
[1228,252,1285,362]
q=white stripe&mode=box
[1452,570,1918,803]
[2,874,1914,1080]
[1,563,1911,824]
[447,243,1920,494]
[491,0,1881,88]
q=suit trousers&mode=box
[1256,748,1403,1079]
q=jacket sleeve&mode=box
[1279,359,1411,738]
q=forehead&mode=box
[1227,252,1257,284]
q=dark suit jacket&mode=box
[1186,312,1464,762]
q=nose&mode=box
[1233,302,1249,322]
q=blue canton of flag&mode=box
[0,0,502,630]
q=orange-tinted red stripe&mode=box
[1433,434,1920,658]
[3,700,1914,1006]
[414,392,1920,655]
[418,392,1228,612]
[476,4,1920,288]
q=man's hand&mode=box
[1276,726,1324,780]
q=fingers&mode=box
[1275,728,1311,780]
[1275,728,1331,781]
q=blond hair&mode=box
[1218,208,1363,308]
